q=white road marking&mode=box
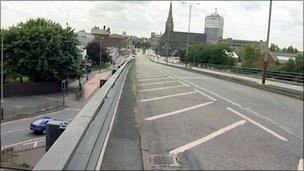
[194,89,216,101]
[178,76,208,80]
[139,77,171,82]
[178,80,190,87]
[22,139,45,146]
[139,85,185,92]
[159,70,242,107]
[227,107,288,141]
[138,80,177,86]
[169,120,247,155]
[140,91,196,102]
[169,76,176,80]
[298,158,303,171]
[33,141,38,148]
[1,137,45,150]
[0,128,28,135]
[145,101,213,121]
[137,75,164,79]
[157,68,301,140]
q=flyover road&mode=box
[135,54,303,170]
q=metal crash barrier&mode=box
[34,57,134,170]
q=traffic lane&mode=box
[138,91,211,119]
[1,108,78,133]
[140,92,302,169]
[138,85,193,100]
[1,108,79,147]
[143,102,239,155]
[153,64,303,140]
[186,109,302,170]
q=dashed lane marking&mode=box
[140,91,196,102]
[227,107,288,141]
[139,85,185,92]
[145,101,213,121]
[169,120,247,155]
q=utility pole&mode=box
[99,41,102,72]
[182,2,199,68]
[261,0,272,84]
[167,30,170,63]
[186,4,192,68]
[1,30,4,119]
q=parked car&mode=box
[30,116,54,134]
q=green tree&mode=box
[180,43,235,66]
[240,44,260,68]
[3,18,84,82]
[269,43,280,52]
[86,39,111,66]
[134,39,150,49]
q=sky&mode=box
[1,1,303,50]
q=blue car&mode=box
[30,116,54,134]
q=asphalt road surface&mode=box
[1,101,87,151]
[135,54,303,170]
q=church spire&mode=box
[165,1,174,32]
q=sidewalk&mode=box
[152,57,303,99]
[2,69,112,120]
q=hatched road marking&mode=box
[145,101,213,121]
[194,89,217,101]
[139,77,172,82]
[298,158,303,171]
[139,85,185,92]
[227,107,288,141]
[169,120,247,155]
[140,91,196,102]
[138,80,177,86]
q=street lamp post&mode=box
[99,41,102,72]
[261,0,272,84]
[1,30,4,119]
[182,2,199,68]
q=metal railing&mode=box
[197,63,303,84]
[153,56,303,84]
[33,57,134,170]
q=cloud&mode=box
[1,1,303,50]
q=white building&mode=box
[204,9,224,44]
